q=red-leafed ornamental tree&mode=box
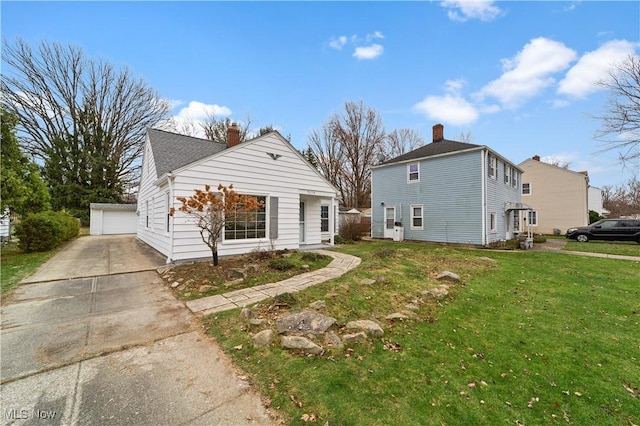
[170,184,263,266]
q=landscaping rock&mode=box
[345,320,384,337]
[224,278,244,287]
[479,257,497,264]
[246,264,260,274]
[324,331,343,348]
[385,312,409,321]
[342,331,367,345]
[198,285,213,293]
[308,300,326,310]
[229,268,247,279]
[171,281,181,289]
[437,271,461,283]
[404,303,420,311]
[301,264,310,270]
[250,318,267,327]
[280,335,323,355]
[276,310,336,335]
[359,278,376,286]
[422,285,449,300]
[239,307,256,322]
[252,329,275,347]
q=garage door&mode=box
[102,210,137,234]
[90,203,138,235]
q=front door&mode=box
[299,201,306,243]
[384,207,395,239]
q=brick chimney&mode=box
[432,123,444,142]
[532,155,540,161]
[227,123,240,148]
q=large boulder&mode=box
[276,310,336,335]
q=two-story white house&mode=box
[371,124,524,245]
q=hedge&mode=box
[15,211,80,252]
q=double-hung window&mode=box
[320,205,329,232]
[504,165,511,185]
[527,210,538,226]
[411,205,423,230]
[408,163,419,182]
[488,154,497,179]
[511,168,518,188]
[522,182,531,195]
[225,195,267,240]
[490,212,497,232]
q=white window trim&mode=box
[522,182,532,196]
[407,162,420,183]
[165,192,171,234]
[488,154,497,179]
[527,210,538,227]
[320,205,329,233]
[504,165,511,185]
[410,204,423,230]
[490,212,497,233]
[222,193,269,242]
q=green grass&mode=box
[205,241,640,426]
[564,240,640,257]
[0,242,58,297]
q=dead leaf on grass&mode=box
[301,413,317,422]
[624,382,639,398]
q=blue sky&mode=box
[2,1,639,189]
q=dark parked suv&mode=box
[566,219,640,243]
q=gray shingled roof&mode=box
[147,128,227,177]
[381,139,482,165]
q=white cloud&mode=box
[175,101,231,120]
[353,44,384,60]
[366,31,384,41]
[328,32,385,60]
[557,39,639,99]
[441,0,503,22]
[414,95,479,126]
[329,36,347,50]
[477,37,577,108]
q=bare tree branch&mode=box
[593,54,640,167]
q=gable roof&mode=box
[518,158,590,181]
[380,139,482,165]
[146,128,227,177]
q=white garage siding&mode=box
[90,204,138,235]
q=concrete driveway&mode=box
[1,235,276,425]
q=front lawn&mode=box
[564,240,640,257]
[206,241,640,425]
[0,242,57,297]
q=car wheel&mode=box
[576,234,589,242]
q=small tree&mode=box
[170,184,263,266]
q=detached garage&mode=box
[90,203,138,235]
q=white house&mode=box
[137,125,338,263]
[588,186,610,217]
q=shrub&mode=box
[15,211,79,252]
[301,252,325,262]
[533,234,547,243]
[339,220,368,241]
[333,235,353,245]
[268,258,296,271]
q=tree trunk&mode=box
[212,250,219,266]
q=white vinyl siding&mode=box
[138,133,337,262]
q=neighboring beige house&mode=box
[518,155,589,234]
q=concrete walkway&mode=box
[186,250,361,316]
[531,238,640,261]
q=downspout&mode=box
[167,173,175,264]
[481,150,487,245]
[330,196,335,245]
